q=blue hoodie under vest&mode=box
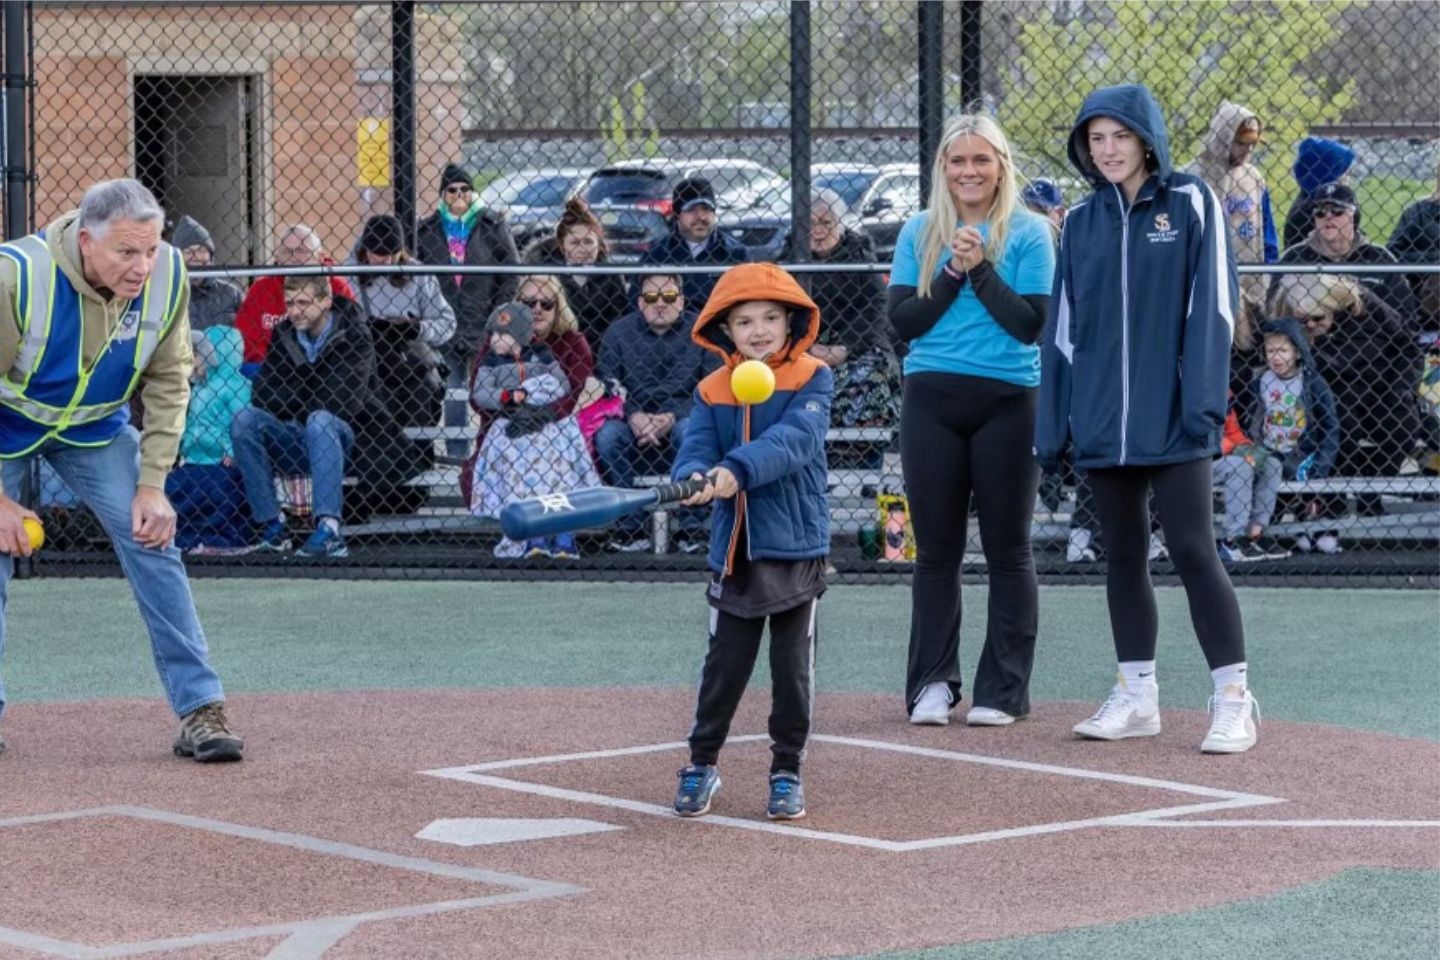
[1036,83,1240,471]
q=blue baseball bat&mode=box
[498,478,708,541]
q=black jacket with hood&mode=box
[1036,83,1240,470]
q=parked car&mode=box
[590,206,672,264]
[812,162,922,262]
[479,167,589,248]
[583,158,783,217]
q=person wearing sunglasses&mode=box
[1275,181,1420,327]
[414,163,519,372]
[594,274,719,553]
[521,198,630,355]
[636,177,749,312]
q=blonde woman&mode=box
[888,114,1056,728]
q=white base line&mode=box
[421,733,1294,852]
[1117,818,1440,829]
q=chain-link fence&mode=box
[6,1,1438,583]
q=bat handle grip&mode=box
[651,477,708,505]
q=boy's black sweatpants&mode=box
[688,600,817,775]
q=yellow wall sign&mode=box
[357,118,391,188]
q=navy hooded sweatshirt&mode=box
[1036,83,1240,471]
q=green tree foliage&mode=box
[1000,0,1357,193]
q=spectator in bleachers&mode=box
[414,163,519,370]
[1185,102,1278,348]
[468,302,599,560]
[173,215,242,331]
[1283,136,1355,250]
[594,273,717,553]
[1277,182,1420,325]
[231,276,421,560]
[522,198,630,355]
[638,177,748,311]
[236,224,355,374]
[778,188,898,430]
[1019,178,1067,231]
[351,214,456,430]
[166,326,251,554]
[1213,318,1338,563]
[457,274,594,507]
[1387,167,1440,334]
[1269,272,1422,518]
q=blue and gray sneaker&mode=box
[673,764,721,817]
[249,518,291,554]
[550,533,580,559]
[297,524,348,559]
[766,771,806,821]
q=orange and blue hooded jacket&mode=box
[672,263,834,576]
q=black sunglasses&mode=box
[520,297,556,311]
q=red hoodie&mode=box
[236,267,356,364]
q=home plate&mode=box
[417,818,625,846]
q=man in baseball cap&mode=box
[637,176,748,310]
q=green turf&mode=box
[4,580,1437,740]
[846,868,1438,960]
[4,578,1437,960]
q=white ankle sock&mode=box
[1211,662,1248,692]
[1119,661,1157,688]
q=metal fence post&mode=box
[391,0,416,247]
[917,0,943,206]
[789,0,812,270]
[2,0,30,241]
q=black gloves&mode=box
[504,405,557,439]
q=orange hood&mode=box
[692,262,821,370]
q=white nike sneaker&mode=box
[965,706,1018,726]
[910,682,953,725]
[1073,679,1161,740]
[1201,684,1260,753]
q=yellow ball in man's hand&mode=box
[731,360,776,405]
[22,516,44,551]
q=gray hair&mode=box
[77,179,164,235]
[811,187,849,219]
[279,223,324,253]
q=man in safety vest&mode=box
[0,179,243,762]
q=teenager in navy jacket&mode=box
[1036,83,1258,754]
[669,262,833,821]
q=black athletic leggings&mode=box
[1087,459,1245,669]
[901,372,1038,717]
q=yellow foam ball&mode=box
[731,360,776,405]
[22,516,44,551]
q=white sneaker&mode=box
[1147,532,1169,562]
[910,682,953,725]
[1315,533,1342,555]
[966,706,1017,726]
[1073,680,1161,740]
[1201,684,1260,753]
[1066,528,1097,563]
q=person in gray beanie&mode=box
[173,215,243,331]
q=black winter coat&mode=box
[252,296,423,489]
[522,237,632,355]
[778,228,889,355]
[415,208,520,367]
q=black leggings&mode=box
[1088,459,1245,669]
[901,372,1038,716]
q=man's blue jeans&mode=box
[231,407,355,524]
[592,416,705,538]
[0,426,226,719]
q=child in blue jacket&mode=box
[669,262,834,822]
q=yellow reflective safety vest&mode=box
[0,235,183,457]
